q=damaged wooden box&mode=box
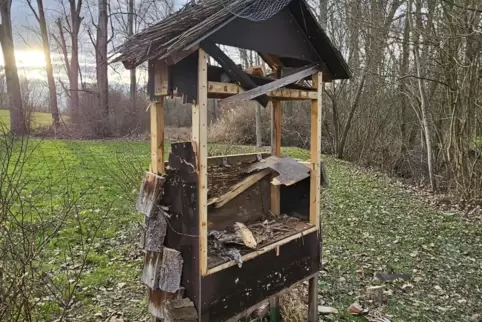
[116,0,350,321]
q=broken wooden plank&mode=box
[208,168,271,208]
[219,64,319,106]
[245,65,266,77]
[141,210,168,252]
[142,251,163,289]
[246,156,311,186]
[137,172,165,217]
[159,247,184,293]
[200,39,269,107]
[164,298,198,322]
[147,287,184,320]
[207,81,317,100]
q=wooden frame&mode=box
[147,49,324,322]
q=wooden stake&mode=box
[310,72,322,228]
[270,100,281,217]
[150,100,164,174]
[194,49,209,276]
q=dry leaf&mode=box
[347,302,364,315]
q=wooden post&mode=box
[150,100,165,174]
[308,272,319,321]
[310,72,322,227]
[193,49,209,276]
[307,71,322,322]
[269,99,282,321]
[270,100,281,216]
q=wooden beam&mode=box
[153,60,169,96]
[220,64,319,106]
[270,100,281,217]
[150,101,164,174]
[208,169,271,208]
[208,81,317,100]
[310,72,322,227]
[258,52,283,71]
[200,40,269,107]
[193,49,209,276]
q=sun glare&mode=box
[15,50,46,68]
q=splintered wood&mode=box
[141,247,183,292]
[246,156,311,186]
[137,172,165,217]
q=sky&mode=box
[1,0,189,84]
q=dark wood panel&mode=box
[162,142,201,311]
[200,231,320,322]
[210,9,318,63]
[280,177,310,219]
[208,178,271,230]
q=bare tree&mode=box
[128,0,136,117]
[0,0,27,135]
[25,0,60,128]
[96,0,109,136]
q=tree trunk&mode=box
[0,0,27,135]
[36,0,59,128]
[408,0,436,191]
[96,0,109,136]
[68,0,82,125]
[128,0,136,123]
[338,73,366,159]
[255,102,262,147]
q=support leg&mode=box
[308,273,319,322]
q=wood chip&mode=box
[234,222,257,249]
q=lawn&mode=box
[2,139,481,321]
[0,109,55,129]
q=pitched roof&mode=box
[113,0,351,80]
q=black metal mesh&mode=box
[220,0,292,21]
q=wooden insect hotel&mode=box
[114,0,350,321]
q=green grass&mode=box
[5,139,482,321]
[0,109,54,129]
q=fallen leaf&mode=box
[347,302,364,315]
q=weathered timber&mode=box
[142,251,163,289]
[141,210,168,252]
[201,230,320,322]
[164,298,198,322]
[200,39,269,107]
[137,172,165,217]
[148,287,184,319]
[164,142,201,310]
[246,156,311,186]
[219,64,319,106]
[159,247,184,293]
[208,168,271,208]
